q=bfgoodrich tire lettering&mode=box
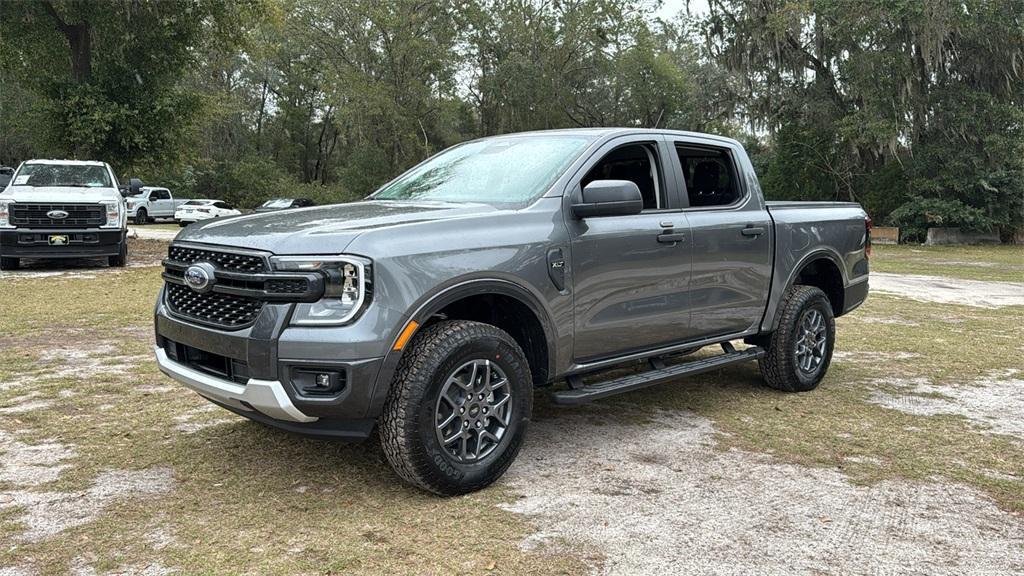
[380,320,532,495]
[759,285,836,392]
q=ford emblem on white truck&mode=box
[183,263,216,293]
[47,210,69,220]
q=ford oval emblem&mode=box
[183,263,216,293]
[47,210,69,220]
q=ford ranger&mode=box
[0,159,132,271]
[153,129,870,495]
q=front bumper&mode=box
[0,228,125,259]
[154,286,404,439]
[156,346,315,423]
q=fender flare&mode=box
[765,248,848,332]
[364,277,559,418]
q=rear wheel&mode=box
[134,208,148,225]
[759,285,835,392]
[380,320,532,495]
[0,256,19,271]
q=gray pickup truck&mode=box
[154,128,869,495]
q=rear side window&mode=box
[676,145,741,208]
[214,202,232,210]
[581,142,665,210]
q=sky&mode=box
[653,0,710,21]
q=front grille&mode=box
[264,278,310,294]
[163,338,249,385]
[10,203,106,228]
[166,283,263,329]
[168,245,267,273]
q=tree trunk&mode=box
[40,1,92,83]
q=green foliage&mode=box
[888,198,989,244]
[1,0,1020,242]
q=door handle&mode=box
[657,231,686,244]
[741,226,765,237]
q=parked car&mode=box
[153,128,870,495]
[0,167,14,189]
[255,198,316,212]
[0,159,132,270]
[125,187,188,225]
[175,200,241,226]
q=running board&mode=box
[551,344,765,406]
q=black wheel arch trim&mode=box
[763,248,849,333]
[364,277,559,420]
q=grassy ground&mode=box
[0,243,1021,574]
[871,244,1024,282]
[130,223,182,232]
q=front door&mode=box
[669,137,773,339]
[566,136,694,362]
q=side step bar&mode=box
[551,343,765,406]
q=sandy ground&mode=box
[871,272,1024,308]
[127,226,179,241]
[869,370,1024,440]
[502,410,1024,576]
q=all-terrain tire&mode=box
[380,320,533,496]
[108,241,128,268]
[134,209,148,225]
[0,256,19,271]
[759,285,835,392]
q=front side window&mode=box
[581,142,665,210]
[676,145,741,208]
[11,163,112,188]
[373,135,595,206]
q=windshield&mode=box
[261,199,294,208]
[11,163,112,188]
[372,135,594,205]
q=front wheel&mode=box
[108,241,128,268]
[134,209,148,225]
[759,285,835,392]
[380,320,533,495]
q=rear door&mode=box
[565,135,694,362]
[666,136,772,339]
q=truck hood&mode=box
[176,200,501,254]
[0,186,122,204]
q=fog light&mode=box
[291,368,345,397]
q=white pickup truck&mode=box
[0,159,132,270]
[125,187,188,225]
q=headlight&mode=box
[100,200,122,228]
[0,199,12,228]
[271,255,371,326]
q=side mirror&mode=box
[571,180,643,218]
[129,178,143,195]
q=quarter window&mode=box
[676,145,741,208]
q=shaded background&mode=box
[1,0,1021,242]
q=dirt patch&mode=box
[871,273,1024,308]
[869,371,1024,440]
[172,403,238,434]
[0,468,174,542]
[501,410,1024,576]
[832,351,920,363]
[0,431,76,486]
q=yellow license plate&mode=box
[48,235,70,246]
